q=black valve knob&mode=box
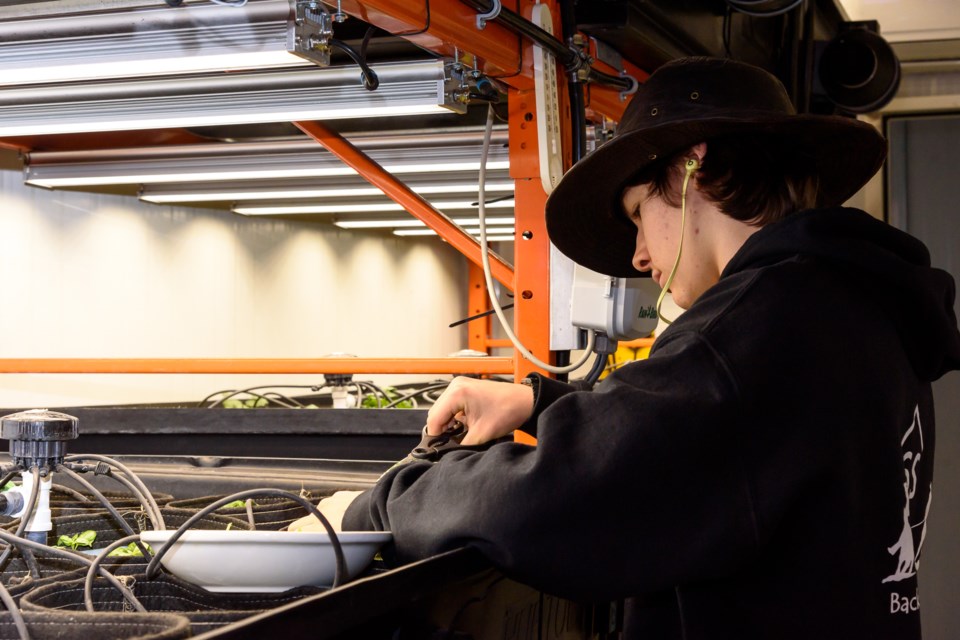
[1,409,79,469]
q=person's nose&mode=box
[632,227,651,272]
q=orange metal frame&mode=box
[295,120,514,290]
[0,0,644,382]
[0,358,513,375]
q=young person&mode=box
[317,58,960,638]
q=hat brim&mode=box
[545,114,887,277]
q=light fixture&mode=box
[463,228,517,236]
[0,60,461,136]
[334,217,516,229]
[232,200,515,215]
[0,0,331,86]
[138,174,515,204]
[25,141,511,188]
[393,228,516,237]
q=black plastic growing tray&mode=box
[0,407,610,639]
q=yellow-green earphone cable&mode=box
[655,158,699,324]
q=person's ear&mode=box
[689,142,707,168]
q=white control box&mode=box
[570,264,660,340]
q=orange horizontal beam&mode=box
[585,54,651,123]
[295,120,515,291]
[338,0,529,84]
[0,358,514,375]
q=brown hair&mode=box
[630,134,820,226]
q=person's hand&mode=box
[287,490,364,533]
[426,377,534,446]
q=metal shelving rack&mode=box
[0,0,642,383]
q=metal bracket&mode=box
[291,0,333,67]
[619,71,639,101]
[476,0,502,30]
[442,60,470,114]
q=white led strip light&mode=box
[0,61,456,136]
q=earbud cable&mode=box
[655,159,698,324]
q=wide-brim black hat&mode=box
[545,57,888,277]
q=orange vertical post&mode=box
[510,168,553,379]
[507,0,563,381]
[467,262,493,354]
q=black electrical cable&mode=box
[723,6,735,58]
[83,534,149,613]
[64,455,164,531]
[144,489,346,589]
[799,0,815,114]
[64,464,157,530]
[380,383,450,409]
[470,194,514,207]
[0,528,145,613]
[462,0,576,67]
[329,39,379,91]
[0,578,29,640]
[0,467,40,574]
[199,389,235,407]
[51,483,91,502]
[12,472,43,580]
[201,384,324,408]
[350,381,374,406]
[726,0,805,18]
[56,465,152,558]
[360,26,376,63]
[20,547,42,580]
[568,78,587,158]
[353,381,390,408]
[559,0,587,163]
[422,389,444,403]
[459,0,636,94]
[208,389,299,409]
[465,91,501,104]
[581,351,608,386]
[449,303,515,328]
[0,470,18,492]
[394,0,431,37]
[262,392,306,408]
[585,66,635,92]
[554,350,570,383]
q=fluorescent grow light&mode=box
[138,177,515,204]
[0,0,329,86]
[25,144,511,189]
[393,228,516,237]
[232,200,515,216]
[334,217,516,229]
[0,60,459,136]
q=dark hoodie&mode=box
[344,208,960,640]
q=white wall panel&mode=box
[840,0,960,42]
[0,170,468,407]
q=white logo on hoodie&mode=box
[883,405,931,584]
